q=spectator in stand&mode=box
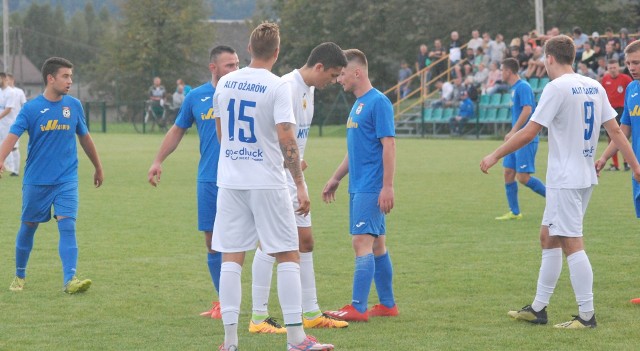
[473,62,490,92]
[595,56,608,81]
[467,30,483,54]
[604,27,620,51]
[449,31,464,79]
[572,26,589,61]
[619,28,631,63]
[488,33,507,65]
[461,47,475,77]
[486,61,503,94]
[520,44,534,75]
[431,78,457,108]
[601,58,633,171]
[398,60,412,99]
[429,39,447,82]
[577,62,598,80]
[511,46,529,75]
[525,46,546,79]
[172,83,185,110]
[449,90,474,136]
[473,47,488,71]
[589,43,605,72]
[592,31,605,52]
[580,41,596,69]
[604,42,620,66]
[481,32,492,54]
[415,44,430,73]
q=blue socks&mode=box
[505,182,520,215]
[208,252,222,294]
[374,252,396,308]
[15,222,38,278]
[352,253,374,313]
[58,218,78,285]
[525,177,546,197]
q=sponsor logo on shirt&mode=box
[200,108,215,120]
[224,147,264,161]
[583,146,595,157]
[346,117,358,129]
[297,127,309,139]
[40,119,70,131]
[629,105,640,117]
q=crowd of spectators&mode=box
[400,26,639,111]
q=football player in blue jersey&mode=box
[323,49,398,322]
[0,57,104,294]
[494,58,546,221]
[148,46,239,318]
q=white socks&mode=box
[300,252,320,316]
[251,248,275,318]
[532,248,563,312]
[220,261,242,348]
[567,250,594,317]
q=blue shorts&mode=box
[503,140,538,173]
[197,181,218,232]
[22,182,78,223]
[633,178,640,218]
[349,192,386,236]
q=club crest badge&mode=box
[62,107,71,118]
[355,103,364,115]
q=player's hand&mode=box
[148,163,162,187]
[0,162,4,179]
[301,159,308,171]
[94,168,104,188]
[594,158,607,176]
[378,186,394,214]
[633,166,640,183]
[322,178,340,203]
[295,185,311,216]
[480,154,498,174]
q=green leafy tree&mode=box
[88,0,213,102]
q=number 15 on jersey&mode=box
[227,98,257,143]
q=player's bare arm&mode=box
[148,125,187,187]
[596,124,631,174]
[379,136,396,214]
[481,121,542,174]
[0,133,19,178]
[603,119,640,182]
[322,153,349,203]
[78,133,104,188]
[277,121,310,216]
[505,105,532,141]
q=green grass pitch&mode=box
[1,132,640,350]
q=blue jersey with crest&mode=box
[345,88,395,193]
[174,82,220,182]
[10,94,88,185]
[621,80,640,157]
[510,79,538,142]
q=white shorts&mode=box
[542,186,594,237]
[288,180,311,228]
[211,188,299,254]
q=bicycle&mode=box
[132,100,171,133]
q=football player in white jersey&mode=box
[212,22,334,351]
[249,42,348,332]
[481,35,640,329]
[0,72,20,176]
[4,73,26,176]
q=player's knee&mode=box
[23,221,38,228]
[516,173,531,184]
[299,237,314,253]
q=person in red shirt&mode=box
[602,59,633,171]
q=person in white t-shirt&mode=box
[481,35,640,329]
[212,22,334,351]
[5,74,26,176]
[248,42,348,332]
[0,72,20,176]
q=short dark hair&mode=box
[543,35,575,66]
[305,42,347,70]
[0,72,6,79]
[501,57,520,74]
[41,57,73,85]
[210,45,236,63]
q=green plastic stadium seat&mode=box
[500,93,511,107]
[497,107,510,122]
[443,108,454,120]
[423,107,434,121]
[432,108,443,120]
[538,77,550,92]
[535,92,542,102]
[479,94,491,107]
[478,107,488,121]
[528,77,539,90]
[489,94,502,107]
[485,108,498,122]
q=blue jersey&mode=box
[458,97,474,118]
[174,82,220,182]
[510,79,538,142]
[10,95,88,185]
[621,80,640,158]
[346,88,395,193]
